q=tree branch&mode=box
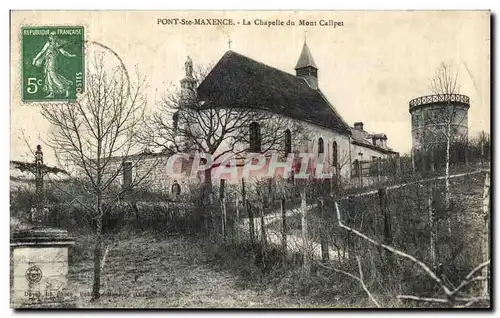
[314,257,380,308]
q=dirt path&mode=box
[68,233,306,308]
[239,202,348,261]
[237,169,490,263]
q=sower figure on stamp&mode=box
[32,31,76,98]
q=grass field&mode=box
[11,169,489,308]
[66,232,346,308]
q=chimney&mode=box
[382,136,388,148]
[354,122,364,131]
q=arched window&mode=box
[249,122,261,153]
[332,141,338,168]
[171,180,181,197]
[318,137,324,154]
[284,129,292,155]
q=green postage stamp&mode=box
[22,26,84,102]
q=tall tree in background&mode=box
[41,53,150,300]
[143,60,309,193]
[424,62,468,210]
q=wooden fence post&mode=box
[254,202,264,268]
[267,178,274,210]
[320,198,329,261]
[378,187,393,268]
[204,208,209,236]
[346,196,354,261]
[259,203,267,246]
[357,161,363,187]
[241,178,246,211]
[301,189,310,276]
[377,158,382,184]
[428,186,436,269]
[220,179,226,239]
[235,197,240,241]
[481,172,491,295]
[247,201,255,246]
[378,188,392,245]
[480,141,484,169]
[242,178,253,244]
[330,174,334,196]
[281,197,287,260]
[221,197,227,240]
[219,179,225,199]
[430,148,435,172]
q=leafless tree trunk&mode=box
[426,62,469,236]
[444,122,451,208]
[428,187,436,269]
[40,53,149,300]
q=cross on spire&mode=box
[304,30,308,43]
[295,39,318,70]
[228,38,232,50]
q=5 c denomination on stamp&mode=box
[22,26,85,102]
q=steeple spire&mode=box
[295,41,318,89]
[295,41,318,70]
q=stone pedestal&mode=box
[10,227,75,308]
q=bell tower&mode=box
[180,56,197,98]
[294,41,318,89]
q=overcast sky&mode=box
[11,11,490,164]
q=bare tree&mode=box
[40,53,150,300]
[143,62,310,193]
[328,148,352,191]
[425,62,468,209]
[315,255,381,307]
[468,131,491,167]
[334,201,490,308]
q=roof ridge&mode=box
[198,50,353,136]
[317,89,352,134]
[223,50,310,85]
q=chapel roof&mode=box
[197,50,351,135]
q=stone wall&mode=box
[106,154,195,196]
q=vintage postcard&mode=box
[9,10,491,309]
